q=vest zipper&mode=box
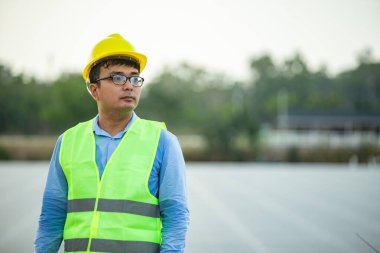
[87,118,139,252]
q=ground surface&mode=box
[0,162,379,253]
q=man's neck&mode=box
[97,111,133,137]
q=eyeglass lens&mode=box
[112,75,143,86]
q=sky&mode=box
[0,0,380,82]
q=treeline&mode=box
[0,51,379,160]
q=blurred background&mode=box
[0,0,379,252]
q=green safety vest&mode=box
[59,118,166,253]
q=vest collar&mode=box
[92,112,139,138]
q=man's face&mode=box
[89,64,142,115]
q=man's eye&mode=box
[114,75,125,81]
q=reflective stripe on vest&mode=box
[68,198,160,218]
[60,118,166,253]
[65,238,160,253]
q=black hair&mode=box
[89,57,140,85]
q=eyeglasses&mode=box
[95,74,144,87]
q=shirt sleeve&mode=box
[35,135,68,253]
[158,130,190,253]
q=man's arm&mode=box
[35,136,68,253]
[158,130,190,253]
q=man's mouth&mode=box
[120,95,135,100]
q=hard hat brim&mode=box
[82,51,147,83]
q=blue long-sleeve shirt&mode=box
[35,112,189,253]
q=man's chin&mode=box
[120,105,137,114]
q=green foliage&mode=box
[0,50,379,160]
[248,52,380,124]
[0,68,97,134]
[0,145,10,160]
[137,63,249,156]
[0,65,49,134]
[41,73,97,133]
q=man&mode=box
[35,34,189,253]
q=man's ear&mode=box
[89,83,100,101]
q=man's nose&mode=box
[122,80,134,90]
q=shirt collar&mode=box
[92,111,139,138]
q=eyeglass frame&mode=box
[95,74,145,87]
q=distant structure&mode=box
[278,111,380,133]
[256,110,380,149]
[260,93,380,150]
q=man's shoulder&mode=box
[62,118,94,135]
[138,118,167,131]
[139,118,164,125]
[159,128,181,150]
[160,128,177,140]
[133,116,179,146]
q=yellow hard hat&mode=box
[82,33,147,83]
